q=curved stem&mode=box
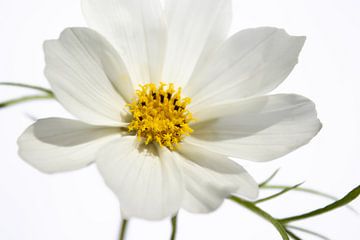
[259,168,280,187]
[119,219,128,240]
[287,225,331,240]
[229,196,289,240]
[286,229,302,240]
[0,82,53,95]
[0,95,54,109]
[255,183,303,204]
[279,185,360,223]
[261,184,357,213]
[261,185,340,200]
[170,215,178,240]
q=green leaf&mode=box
[259,168,281,187]
[229,196,289,240]
[261,184,357,213]
[255,182,304,204]
[0,82,53,95]
[279,185,360,223]
[0,95,54,109]
[287,226,331,240]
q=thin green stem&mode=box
[261,184,357,213]
[261,185,338,200]
[255,183,303,204]
[170,215,178,240]
[0,95,54,109]
[279,185,360,223]
[119,219,128,240]
[0,82,53,95]
[259,168,281,187]
[229,196,289,240]
[286,229,303,240]
[287,225,330,240]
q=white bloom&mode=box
[18,0,321,220]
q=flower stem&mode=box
[0,82,53,95]
[229,196,289,240]
[170,215,178,240]
[261,184,357,213]
[255,182,304,204]
[0,95,54,109]
[119,219,128,240]
[279,185,360,223]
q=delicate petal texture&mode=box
[186,27,306,109]
[17,118,122,173]
[163,0,232,87]
[189,94,322,161]
[44,28,131,126]
[96,136,184,220]
[82,0,166,85]
[174,142,258,213]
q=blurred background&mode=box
[0,0,359,239]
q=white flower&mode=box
[18,0,321,220]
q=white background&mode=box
[1,0,360,239]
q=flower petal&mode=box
[44,28,133,126]
[163,0,232,87]
[189,94,322,161]
[18,118,122,173]
[82,0,166,85]
[186,27,306,109]
[96,136,184,220]
[175,142,258,213]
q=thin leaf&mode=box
[287,225,331,240]
[259,168,281,187]
[0,82,53,95]
[255,182,304,204]
[0,95,53,109]
[261,185,357,213]
[229,196,289,240]
[279,185,360,223]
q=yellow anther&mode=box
[127,83,194,150]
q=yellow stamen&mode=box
[127,83,194,150]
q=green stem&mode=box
[287,226,330,240]
[0,82,53,95]
[261,185,357,213]
[279,185,360,223]
[119,219,128,240]
[255,183,303,204]
[229,196,289,240]
[261,185,339,200]
[0,95,54,109]
[286,229,303,240]
[170,215,178,240]
[259,168,280,187]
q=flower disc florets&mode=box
[127,83,194,149]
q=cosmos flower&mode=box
[17,0,321,220]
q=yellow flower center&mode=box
[127,83,194,150]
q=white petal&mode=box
[187,27,306,110]
[44,28,133,126]
[18,118,122,173]
[82,0,166,85]
[96,137,184,220]
[163,0,232,87]
[189,94,322,161]
[175,142,258,213]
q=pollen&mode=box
[127,83,194,150]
